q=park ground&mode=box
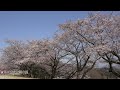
[0,75,34,79]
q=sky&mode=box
[0,11,116,48]
[0,11,89,48]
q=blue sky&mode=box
[0,11,116,48]
[0,11,89,48]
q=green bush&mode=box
[18,61,50,79]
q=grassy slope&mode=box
[0,75,33,79]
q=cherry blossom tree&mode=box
[59,12,120,78]
[1,40,27,70]
[55,27,98,79]
[1,12,120,79]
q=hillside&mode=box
[87,68,118,79]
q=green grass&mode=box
[0,75,34,79]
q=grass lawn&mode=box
[0,75,34,79]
